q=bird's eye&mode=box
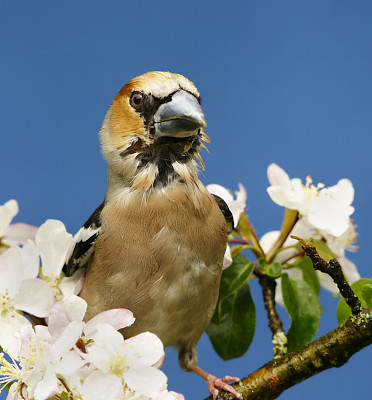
[131,92,144,108]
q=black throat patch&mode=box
[120,135,202,189]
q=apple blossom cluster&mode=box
[264,163,359,298]
[0,201,183,400]
[207,163,359,297]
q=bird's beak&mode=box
[153,90,207,138]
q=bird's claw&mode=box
[207,374,242,399]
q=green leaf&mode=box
[312,240,336,262]
[218,253,254,307]
[257,258,282,278]
[257,258,268,274]
[282,273,322,353]
[230,245,252,259]
[268,262,282,278]
[361,284,372,308]
[337,278,372,325]
[207,283,256,360]
[294,256,321,295]
[207,253,256,360]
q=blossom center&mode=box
[0,290,15,316]
[302,176,325,202]
[43,276,62,297]
[108,352,130,377]
[24,339,46,369]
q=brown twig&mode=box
[280,250,305,266]
[258,275,287,358]
[228,239,249,245]
[300,243,362,315]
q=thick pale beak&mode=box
[153,90,207,138]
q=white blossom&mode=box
[1,298,182,400]
[223,246,233,270]
[34,220,83,309]
[207,183,247,227]
[267,163,354,236]
[0,199,37,250]
[0,244,55,358]
[81,324,167,399]
[36,219,74,283]
[20,322,85,400]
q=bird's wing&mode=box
[63,203,104,277]
[211,194,234,234]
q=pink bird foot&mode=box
[189,364,243,399]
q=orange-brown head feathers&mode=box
[99,72,209,196]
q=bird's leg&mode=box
[188,364,242,400]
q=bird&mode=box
[63,71,242,399]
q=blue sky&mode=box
[1,1,371,399]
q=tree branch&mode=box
[204,242,371,399]
[205,308,372,399]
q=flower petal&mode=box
[259,231,280,254]
[267,163,292,189]
[19,241,40,280]
[58,295,87,323]
[51,320,84,359]
[56,349,86,375]
[154,390,185,400]
[13,279,55,317]
[85,308,135,337]
[0,313,31,359]
[48,303,71,337]
[0,247,23,297]
[207,183,247,227]
[33,369,59,400]
[236,183,247,204]
[222,245,232,270]
[124,332,164,368]
[6,382,24,400]
[81,370,123,400]
[59,268,85,296]
[36,219,74,278]
[267,185,303,211]
[341,257,360,284]
[0,200,18,235]
[3,223,38,247]
[85,324,125,370]
[206,184,234,203]
[308,179,354,236]
[124,367,167,396]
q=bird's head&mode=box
[100,71,209,194]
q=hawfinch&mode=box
[64,71,241,399]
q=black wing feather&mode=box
[211,194,234,234]
[63,203,104,277]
